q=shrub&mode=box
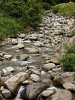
[61,54,75,71]
[65,44,75,54]
[53,2,75,16]
[0,0,25,18]
[41,2,51,10]
[22,0,44,27]
[0,16,21,39]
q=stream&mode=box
[0,11,75,100]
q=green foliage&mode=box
[0,0,25,18]
[61,43,75,71]
[40,2,51,10]
[72,31,75,36]
[22,0,44,27]
[61,54,75,71]
[53,2,75,16]
[0,15,21,39]
[65,44,75,54]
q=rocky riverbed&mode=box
[0,11,75,100]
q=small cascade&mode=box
[15,86,25,100]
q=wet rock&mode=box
[20,61,31,66]
[1,88,11,98]
[19,54,29,61]
[11,39,18,45]
[5,72,28,93]
[33,41,43,47]
[43,63,56,70]
[63,83,75,91]
[4,55,12,60]
[52,89,72,100]
[26,48,39,54]
[30,74,40,82]
[2,67,14,75]
[26,83,50,99]
[16,43,24,49]
[0,93,5,100]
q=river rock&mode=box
[19,54,29,61]
[26,48,39,54]
[43,63,56,70]
[69,36,75,43]
[16,43,24,49]
[30,74,40,82]
[26,83,50,99]
[29,36,38,41]
[53,72,75,85]
[52,67,61,72]
[63,83,75,91]
[52,89,72,100]
[4,72,28,93]
[41,73,50,83]
[18,33,25,38]
[4,55,12,60]
[30,69,40,75]
[20,61,31,66]
[2,67,14,75]
[11,39,18,45]
[50,56,60,64]
[33,41,43,47]
[1,88,11,98]
[1,76,9,85]
[41,89,54,97]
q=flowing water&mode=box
[15,86,25,100]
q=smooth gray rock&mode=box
[30,74,40,82]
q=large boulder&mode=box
[52,89,72,100]
[4,72,28,93]
[53,72,75,85]
[26,83,49,99]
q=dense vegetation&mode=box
[61,43,75,71]
[53,2,75,16]
[0,0,75,39]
